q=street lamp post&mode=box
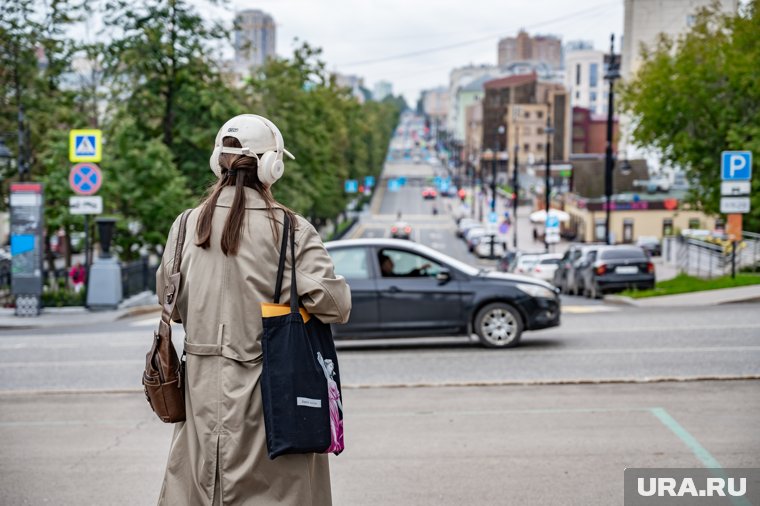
[604,33,621,245]
[512,107,520,250]
[492,125,505,259]
[544,112,555,252]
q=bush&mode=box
[42,288,86,307]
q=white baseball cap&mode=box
[210,114,295,179]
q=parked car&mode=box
[511,253,541,275]
[497,251,518,272]
[553,244,601,293]
[464,227,487,251]
[565,246,602,296]
[422,187,437,199]
[440,186,457,198]
[390,222,412,240]
[579,246,655,299]
[474,235,505,259]
[636,236,662,256]
[325,238,560,348]
[529,254,563,282]
[457,218,482,238]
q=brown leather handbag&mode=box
[142,209,192,423]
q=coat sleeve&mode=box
[294,220,352,324]
[155,214,183,322]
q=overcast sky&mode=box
[222,0,624,103]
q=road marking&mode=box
[430,242,445,249]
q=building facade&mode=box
[571,107,618,154]
[446,64,499,136]
[622,0,739,78]
[372,81,393,101]
[482,74,570,166]
[498,30,562,70]
[421,87,450,128]
[564,49,608,116]
[234,9,276,70]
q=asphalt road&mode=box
[1,381,758,505]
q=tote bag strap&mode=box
[273,211,290,304]
[288,215,299,314]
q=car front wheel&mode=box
[474,303,523,348]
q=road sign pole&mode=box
[732,240,737,280]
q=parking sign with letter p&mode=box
[721,151,752,181]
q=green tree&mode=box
[102,0,240,193]
[620,0,760,231]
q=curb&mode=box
[603,295,639,306]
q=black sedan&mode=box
[325,238,561,348]
[579,246,655,298]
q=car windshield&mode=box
[600,248,648,260]
[540,258,561,265]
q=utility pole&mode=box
[512,107,520,250]
[604,33,621,245]
[544,111,554,252]
[492,125,505,259]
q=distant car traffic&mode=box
[636,236,662,257]
[422,187,437,199]
[325,238,561,348]
[457,218,481,238]
[564,246,602,296]
[579,246,655,298]
[390,222,412,240]
[529,254,563,282]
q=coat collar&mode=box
[216,186,280,210]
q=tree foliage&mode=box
[2,0,401,266]
[620,0,760,230]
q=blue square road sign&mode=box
[721,151,752,181]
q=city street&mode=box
[1,153,759,504]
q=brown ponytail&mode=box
[195,137,296,255]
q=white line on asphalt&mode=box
[562,305,621,313]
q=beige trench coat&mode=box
[155,186,351,506]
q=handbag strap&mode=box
[288,215,298,313]
[161,209,192,326]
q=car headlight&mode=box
[516,283,556,299]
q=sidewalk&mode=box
[606,284,760,307]
[0,292,159,330]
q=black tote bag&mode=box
[260,214,345,459]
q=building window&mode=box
[623,219,634,243]
[589,63,599,87]
[537,111,544,119]
[595,219,606,242]
[686,14,696,27]
[663,218,674,237]
[524,111,530,119]
[523,143,530,152]
[688,218,700,229]
[536,143,544,151]
[575,91,580,99]
[590,91,597,102]
[576,63,581,85]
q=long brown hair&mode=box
[195,137,295,256]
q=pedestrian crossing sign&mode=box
[69,129,102,162]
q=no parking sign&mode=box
[69,163,103,196]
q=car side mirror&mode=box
[436,269,451,284]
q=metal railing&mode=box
[121,257,158,299]
[674,233,760,278]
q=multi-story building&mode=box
[482,73,570,167]
[234,9,276,71]
[622,0,738,78]
[498,30,562,70]
[453,75,497,142]
[564,49,608,116]
[421,87,449,128]
[570,106,618,154]
[446,64,499,136]
[464,100,483,172]
[372,81,393,102]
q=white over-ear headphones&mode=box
[209,114,295,186]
